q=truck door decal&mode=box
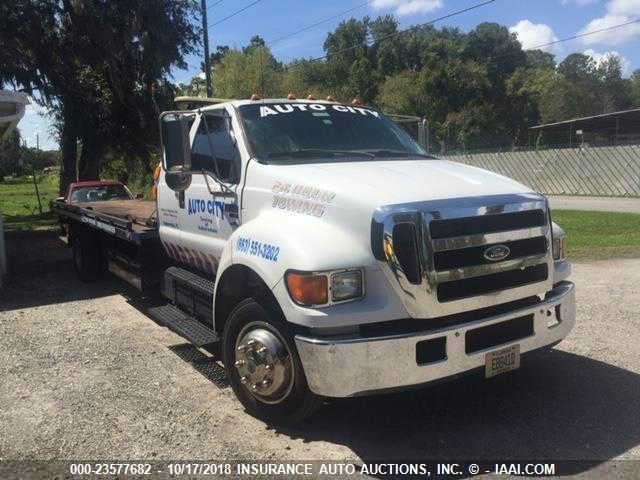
[271,181,335,218]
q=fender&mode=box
[212,210,408,329]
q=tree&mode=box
[210,45,230,67]
[180,15,638,152]
[464,23,526,87]
[279,59,328,99]
[243,35,267,54]
[197,45,230,77]
[177,76,208,97]
[1,0,200,193]
[0,124,21,181]
[525,50,555,69]
[18,146,59,171]
[376,70,424,116]
[211,45,282,98]
[507,67,565,143]
[631,70,640,106]
[558,53,597,83]
[369,15,404,79]
[323,18,371,99]
[596,54,632,113]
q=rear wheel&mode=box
[71,229,105,282]
[222,298,321,423]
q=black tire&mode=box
[222,298,321,423]
[71,228,105,282]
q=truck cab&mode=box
[154,97,575,422]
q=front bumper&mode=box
[295,281,575,398]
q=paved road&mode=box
[548,195,640,214]
[1,231,639,479]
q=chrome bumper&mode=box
[295,281,575,398]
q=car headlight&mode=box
[285,269,364,307]
[331,270,363,302]
[552,222,567,261]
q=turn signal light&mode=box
[285,272,328,306]
[307,93,317,100]
[250,93,262,101]
[151,163,161,199]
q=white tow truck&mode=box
[52,97,575,422]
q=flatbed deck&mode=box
[52,199,158,244]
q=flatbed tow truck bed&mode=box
[51,199,158,244]
[52,199,165,290]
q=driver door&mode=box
[158,107,241,275]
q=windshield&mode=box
[70,185,132,203]
[238,102,430,163]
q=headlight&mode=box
[285,269,364,307]
[552,222,567,261]
[331,270,363,302]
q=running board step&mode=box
[165,266,214,297]
[148,304,219,347]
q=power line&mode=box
[208,0,264,28]
[270,0,376,48]
[306,0,497,63]
[207,0,223,11]
[480,17,640,65]
[526,17,640,51]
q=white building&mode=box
[0,90,29,285]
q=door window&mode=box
[191,112,240,183]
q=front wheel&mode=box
[222,298,321,423]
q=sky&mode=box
[18,0,640,150]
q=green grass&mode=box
[0,173,60,230]
[553,209,640,261]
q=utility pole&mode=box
[36,133,39,150]
[201,0,213,97]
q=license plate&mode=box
[485,344,520,378]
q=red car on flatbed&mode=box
[55,180,139,244]
[61,180,134,204]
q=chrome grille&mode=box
[433,236,547,270]
[437,264,549,302]
[372,193,553,318]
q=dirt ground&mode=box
[1,230,639,477]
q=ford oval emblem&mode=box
[483,244,511,262]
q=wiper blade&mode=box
[267,149,375,159]
[364,149,433,158]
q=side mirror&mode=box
[160,111,194,191]
[135,192,144,199]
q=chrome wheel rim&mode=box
[234,323,294,404]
